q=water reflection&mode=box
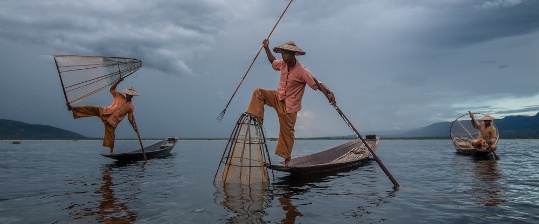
[214,182,272,224]
[55,164,139,224]
[94,165,138,223]
[277,196,303,224]
[471,158,506,206]
[271,162,393,223]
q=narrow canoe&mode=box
[268,135,379,174]
[450,113,499,158]
[101,137,178,162]
[453,139,494,157]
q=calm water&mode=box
[0,139,538,223]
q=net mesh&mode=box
[54,55,142,105]
[215,113,271,186]
[450,113,499,149]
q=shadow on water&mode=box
[54,163,145,224]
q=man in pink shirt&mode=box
[247,39,336,166]
[68,77,139,155]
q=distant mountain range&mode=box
[0,119,86,139]
[3,112,539,139]
[383,112,539,139]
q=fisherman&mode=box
[469,113,498,150]
[67,77,139,155]
[246,39,336,167]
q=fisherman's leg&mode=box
[247,88,279,124]
[275,112,297,166]
[72,106,102,119]
[103,122,116,155]
[471,139,482,149]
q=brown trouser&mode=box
[72,106,116,148]
[247,88,297,160]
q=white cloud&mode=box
[475,0,527,9]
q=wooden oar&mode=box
[468,111,500,160]
[314,78,400,189]
[132,119,147,162]
[135,130,148,162]
[217,0,294,122]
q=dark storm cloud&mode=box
[1,0,538,138]
[407,0,539,48]
[0,0,227,76]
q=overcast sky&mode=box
[1,0,538,139]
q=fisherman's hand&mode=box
[262,39,269,48]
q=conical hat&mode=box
[273,41,306,55]
[480,115,494,121]
[120,87,139,96]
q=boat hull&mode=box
[268,136,379,175]
[455,147,493,157]
[450,113,499,158]
[101,137,178,162]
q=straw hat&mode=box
[120,87,140,96]
[480,115,494,121]
[273,41,306,55]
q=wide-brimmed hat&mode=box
[480,115,494,121]
[120,87,139,96]
[273,41,306,55]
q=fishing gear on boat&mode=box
[54,54,142,108]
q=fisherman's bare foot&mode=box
[110,150,114,155]
[284,158,291,167]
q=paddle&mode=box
[468,111,500,160]
[132,119,147,162]
[217,0,294,122]
[135,130,147,162]
[313,78,400,189]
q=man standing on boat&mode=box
[469,113,498,150]
[67,77,139,155]
[246,39,336,166]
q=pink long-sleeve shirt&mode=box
[272,59,318,113]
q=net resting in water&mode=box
[214,113,274,186]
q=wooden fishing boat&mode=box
[450,113,499,157]
[268,135,379,174]
[101,137,178,162]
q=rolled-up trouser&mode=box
[72,106,116,148]
[247,88,297,160]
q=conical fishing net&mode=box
[54,55,142,105]
[215,113,272,186]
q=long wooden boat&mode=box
[450,113,499,157]
[268,135,379,174]
[101,137,178,162]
